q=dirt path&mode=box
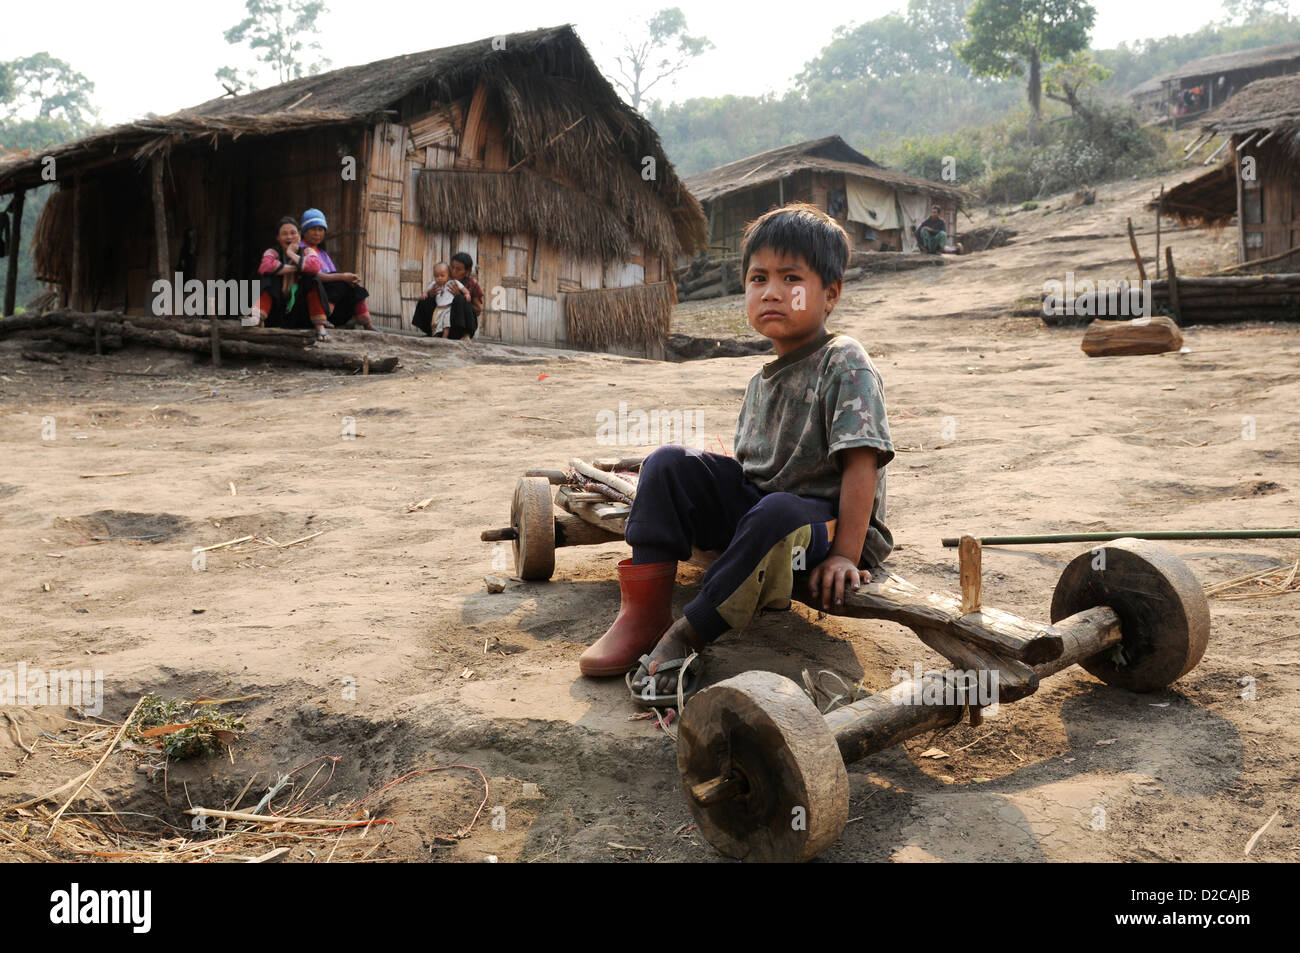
[1,172,1296,862]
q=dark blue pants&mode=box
[624,445,837,643]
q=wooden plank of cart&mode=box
[482,458,1212,863]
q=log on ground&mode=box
[1081,316,1183,357]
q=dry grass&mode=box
[565,282,673,350]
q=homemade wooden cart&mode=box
[482,460,1212,862]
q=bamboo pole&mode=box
[942,530,1300,547]
[70,174,81,311]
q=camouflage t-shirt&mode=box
[733,332,895,567]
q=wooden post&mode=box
[1234,135,1247,264]
[958,534,982,615]
[1126,217,1147,283]
[1165,247,1180,324]
[3,188,25,316]
[151,154,170,291]
[69,175,81,312]
[209,315,221,367]
[1155,184,1163,279]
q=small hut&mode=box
[1159,74,1300,268]
[1128,41,1300,129]
[0,26,706,358]
[683,136,966,260]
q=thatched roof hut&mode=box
[1128,41,1300,129]
[683,136,967,257]
[1154,73,1300,267]
[0,25,706,357]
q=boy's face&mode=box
[303,226,325,245]
[744,247,840,357]
[434,266,449,283]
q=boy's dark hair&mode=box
[451,251,474,271]
[741,203,848,289]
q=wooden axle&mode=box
[690,605,1121,805]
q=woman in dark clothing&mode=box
[299,208,379,332]
[254,217,331,339]
[412,250,482,339]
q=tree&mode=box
[906,0,974,73]
[799,14,937,84]
[217,0,330,92]
[959,0,1096,120]
[0,53,96,128]
[1221,0,1290,24]
[799,0,971,86]
[1044,50,1110,122]
[612,7,713,111]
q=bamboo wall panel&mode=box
[603,259,645,288]
[527,294,559,344]
[529,238,559,297]
[426,146,456,169]
[580,258,603,290]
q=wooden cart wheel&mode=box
[1050,538,1210,692]
[511,477,555,581]
[677,671,849,862]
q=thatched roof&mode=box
[0,25,705,255]
[1201,73,1300,143]
[683,135,966,206]
[1148,164,1237,228]
[1128,40,1300,98]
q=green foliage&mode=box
[959,0,1097,116]
[982,167,1035,202]
[0,53,96,128]
[1,53,99,312]
[127,695,246,761]
[887,132,987,184]
[219,0,330,90]
[798,0,971,85]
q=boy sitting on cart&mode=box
[578,203,896,706]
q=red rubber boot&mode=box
[579,559,677,676]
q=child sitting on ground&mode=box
[577,203,895,706]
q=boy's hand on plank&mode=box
[809,554,863,611]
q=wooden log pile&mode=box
[0,310,400,373]
[1043,272,1300,327]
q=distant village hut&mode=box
[683,136,966,261]
[1129,41,1300,129]
[1157,73,1300,268]
[0,26,706,358]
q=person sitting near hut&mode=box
[579,203,895,706]
[412,251,482,339]
[421,262,462,338]
[252,217,331,340]
[915,205,947,254]
[299,208,379,332]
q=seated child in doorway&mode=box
[577,203,896,706]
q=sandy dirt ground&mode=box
[1,171,1297,863]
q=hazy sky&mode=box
[0,0,1260,125]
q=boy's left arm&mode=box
[808,447,878,610]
